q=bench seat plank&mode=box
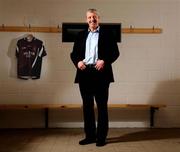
[0,104,166,128]
[0,104,166,109]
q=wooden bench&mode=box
[0,104,166,128]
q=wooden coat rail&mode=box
[122,27,162,34]
[0,25,162,34]
[0,25,62,33]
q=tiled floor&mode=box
[0,128,180,152]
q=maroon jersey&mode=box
[16,37,47,79]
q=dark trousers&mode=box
[79,67,110,141]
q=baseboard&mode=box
[49,121,150,128]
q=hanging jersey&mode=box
[16,37,47,79]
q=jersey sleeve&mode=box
[38,42,47,58]
[16,40,20,58]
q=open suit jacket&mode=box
[70,27,120,83]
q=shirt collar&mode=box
[88,26,100,33]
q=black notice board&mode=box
[62,23,121,43]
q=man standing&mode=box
[70,9,119,147]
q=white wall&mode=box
[0,0,180,128]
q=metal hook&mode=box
[57,24,61,32]
[152,26,155,31]
[130,25,134,32]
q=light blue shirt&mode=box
[83,27,99,65]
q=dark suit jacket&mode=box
[71,27,120,83]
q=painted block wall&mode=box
[0,0,180,128]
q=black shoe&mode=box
[79,138,96,145]
[96,140,106,147]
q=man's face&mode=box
[86,11,99,30]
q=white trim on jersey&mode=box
[31,46,44,68]
[32,48,39,68]
[38,46,44,57]
[16,46,19,53]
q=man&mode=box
[70,9,119,147]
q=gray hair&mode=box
[86,8,100,17]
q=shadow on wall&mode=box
[148,79,180,105]
[7,34,30,78]
[109,79,180,127]
[148,79,180,127]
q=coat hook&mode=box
[57,24,61,32]
[152,26,155,31]
[130,25,134,32]
[28,24,31,32]
[2,24,5,28]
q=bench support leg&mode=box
[150,107,159,127]
[45,108,49,128]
